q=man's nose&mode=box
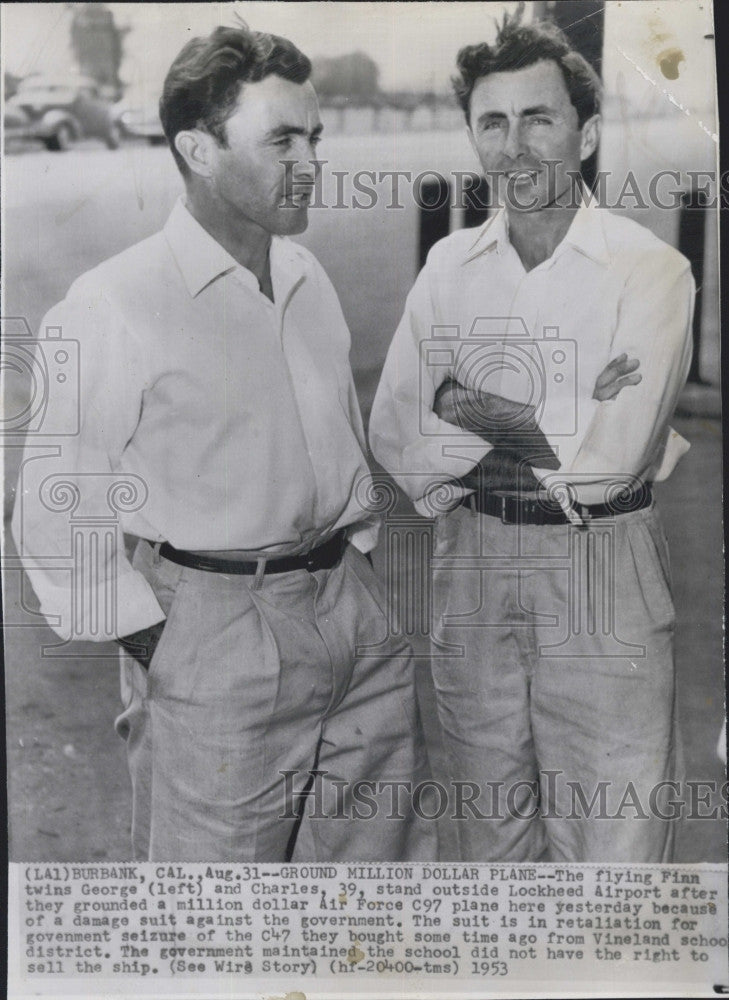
[293,136,320,173]
[502,120,527,161]
[291,162,316,187]
[290,151,318,183]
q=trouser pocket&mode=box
[621,509,676,629]
[130,540,189,685]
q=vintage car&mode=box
[4,75,122,151]
[113,99,166,145]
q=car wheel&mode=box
[46,123,73,151]
[105,123,121,150]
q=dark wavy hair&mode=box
[452,9,602,127]
[160,25,312,175]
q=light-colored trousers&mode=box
[431,501,681,862]
[116,538,437,862]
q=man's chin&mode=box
[275,206,310,235]
[501,187,565,213]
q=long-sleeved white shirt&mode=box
[369,202,695,514]
[12,199,378,642]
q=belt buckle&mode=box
[305,551,317,572]
[498,493,526,525]
[305,531,341,572]
[565,502,591,529]
[500,494,508,524]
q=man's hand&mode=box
[117,620,166,671]
[593,353,641,401]
[460,449,539,492]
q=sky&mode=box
[2,2,520,93]
[1,0,716,120]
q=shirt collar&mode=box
[461,196,610,268]
[163,197,308,300]
[164,198,238,297]
[559,197,610,265]
[462,210,509,263]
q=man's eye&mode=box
[529,117,552,126]
[274,137,292,148]
[482,120,503,131]
[310,135,322,147]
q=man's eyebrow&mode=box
[520,105,559,117]
[475,110,507,128]
[475,105,561,127]
[266,123,324,140]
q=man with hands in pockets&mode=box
[13,25,435,863]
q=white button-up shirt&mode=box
[12,199,377,641]
[370,203,695,513]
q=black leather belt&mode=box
[156,529,348,575]
[463,485,652,525]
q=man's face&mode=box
[207,74,322,236]
[467,59,597,212]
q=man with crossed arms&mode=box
[370,14,694,862]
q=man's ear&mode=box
[580,113,601,161]
[174,129,216,178]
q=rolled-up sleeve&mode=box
[543,250,694,490]
[11,290,165,642]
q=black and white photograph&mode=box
[2,1,726,996]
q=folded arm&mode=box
[560,252,694,485]
[433,379,561,468]
[433,354,642,491]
